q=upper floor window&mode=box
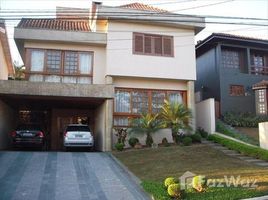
[133,32,174,57]
[28,49,93,83]
[221,49,240,69]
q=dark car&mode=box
[10,124,46,149]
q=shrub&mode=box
[114,143,124,151]
[182,137,192,146]
[128,137,139,148]
[190,134,202,143]
[208,134,268,161]
[196,127,208,138]
[216,120,259,146]
[192,175,207,192]
[146,135,154,147]
[162,137,170,147]
[164,177,177,188]
[167,184,182,198]
[223,112,268,128]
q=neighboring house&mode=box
[0,2,205,151]
[0,20,13,80]
[195,33,268,116]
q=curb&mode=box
[107,152,151,200]
[242,195,268,200]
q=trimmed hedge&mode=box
[208,134,268,161]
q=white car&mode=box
[63,124,94,150]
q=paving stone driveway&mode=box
[0,151,149,200]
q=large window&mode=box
[133,33,174,57]
[221,49,241,69]
[29,49,93,75]
[114,88,186,126]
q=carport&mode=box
[0,80,114,151]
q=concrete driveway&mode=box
[0,151,149,200]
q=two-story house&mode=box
[0,2,205,151]
[195,33,268,117]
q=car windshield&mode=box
[66,125,90,132]
[17,124,41,130]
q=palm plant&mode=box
[160,100,192,138]
[130,113,162,147]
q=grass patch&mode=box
[142,180,267,200]
[113,144,268,200]
[216,120,259,146]
[208,134,268,161]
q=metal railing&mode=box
[250,66,268,76]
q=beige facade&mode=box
[8,3,205,151]
[0,40,9,80]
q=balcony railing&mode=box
[250,66,268,76]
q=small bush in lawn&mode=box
[192,175,207,192]
[197,127,208,138]
[115,143,124,151]
[167,184,182,198]
[182,137,192,146]
[191,133,202,143]
[164,177,177,188]
[128,137,139,148]
[162,137,170,147]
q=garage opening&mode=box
[0,95,108,151]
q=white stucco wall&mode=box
[195,98,215,134]
[24,41,106,84]
[106,21,196,81]
[259,122,268,150]
[0,40,9,80]
[113,76,188,90]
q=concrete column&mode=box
[187,81,196,132]
[259,122,268,150]
[0,100,15,149]
[104,99,113,151]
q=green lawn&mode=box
[113,144,268,199]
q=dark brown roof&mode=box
[17,18,90,32]
[252,80,268,90]
[119,3,166,12]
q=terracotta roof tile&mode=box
[119,3,166,12]
[253,80,268,90]
[212,33,268,42]
[17,18,90,32]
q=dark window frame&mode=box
[26,48,94,78]
[229,85,245,96]
[133,32,174,57]
[113,88,187,127]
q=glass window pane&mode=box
[169,92,183,104]
[132,91,149,114]
[115,90,131,113]
[222,49,240,69]
[64,51,78,74]
[79,53,92,74]
[152,91,165,114]
[31,50,44,71]
[114,116,129,126]
[46,50,61,73]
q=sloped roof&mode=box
[119,2,166,12]
[252,80,268,90]
[17,18,90,32]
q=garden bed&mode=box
[112,144,268,200]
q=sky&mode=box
[0,0,268,64]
